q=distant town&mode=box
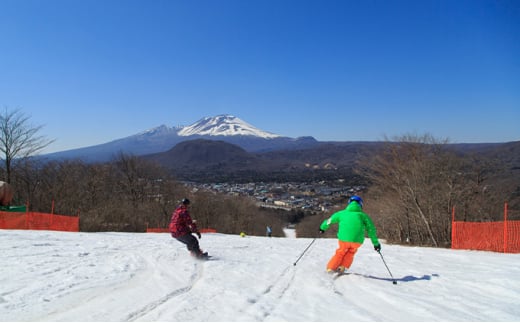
[183,180,366,213]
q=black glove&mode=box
[196,232,201,239]
[319,229,325,234]
[374,244,381,252]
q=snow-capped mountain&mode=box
[178,115,280,138]
[41,115,318,162]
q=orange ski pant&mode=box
[327,241,362,271]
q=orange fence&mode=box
[451,203,520,253]
[0,211,79,232]
[146,227,170,233]
[147,227,217,234]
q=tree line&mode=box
[297,134,518,247]
[6,154,287,236]
[1,108,518,247]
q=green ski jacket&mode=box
[320,202,379,246]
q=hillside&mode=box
[143,139,383,182]
[145,139,260,169]
[144,139,520,185]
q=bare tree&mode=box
[112,153,168,230]
[0,108,54,183]
[356,133,464,247]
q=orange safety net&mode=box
[147,227,217,234]
[452,220,520,253]
[0,212,26,229]
[146,228,169,233]
[0,211,79,232]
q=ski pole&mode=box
[378,250,397,284]
[293,237,317,266]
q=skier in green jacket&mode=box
[320,195,381,274]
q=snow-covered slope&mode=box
[178,114,280,138]
[1,229,519,321]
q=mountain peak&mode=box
[178,114,280,139]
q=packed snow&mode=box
[1,229,519,322]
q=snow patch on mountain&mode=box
[178,115,281,139]
[137,124,180,137]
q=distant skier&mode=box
[319,195,381,274]
[169,198,208,259]
[266,225,272,237]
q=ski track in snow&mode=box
[1,229,519,321]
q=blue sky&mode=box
[1,0,519,153]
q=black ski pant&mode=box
[175,233,201,254]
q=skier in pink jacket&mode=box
[169,198,208,259]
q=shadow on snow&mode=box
[351,272,439,283]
